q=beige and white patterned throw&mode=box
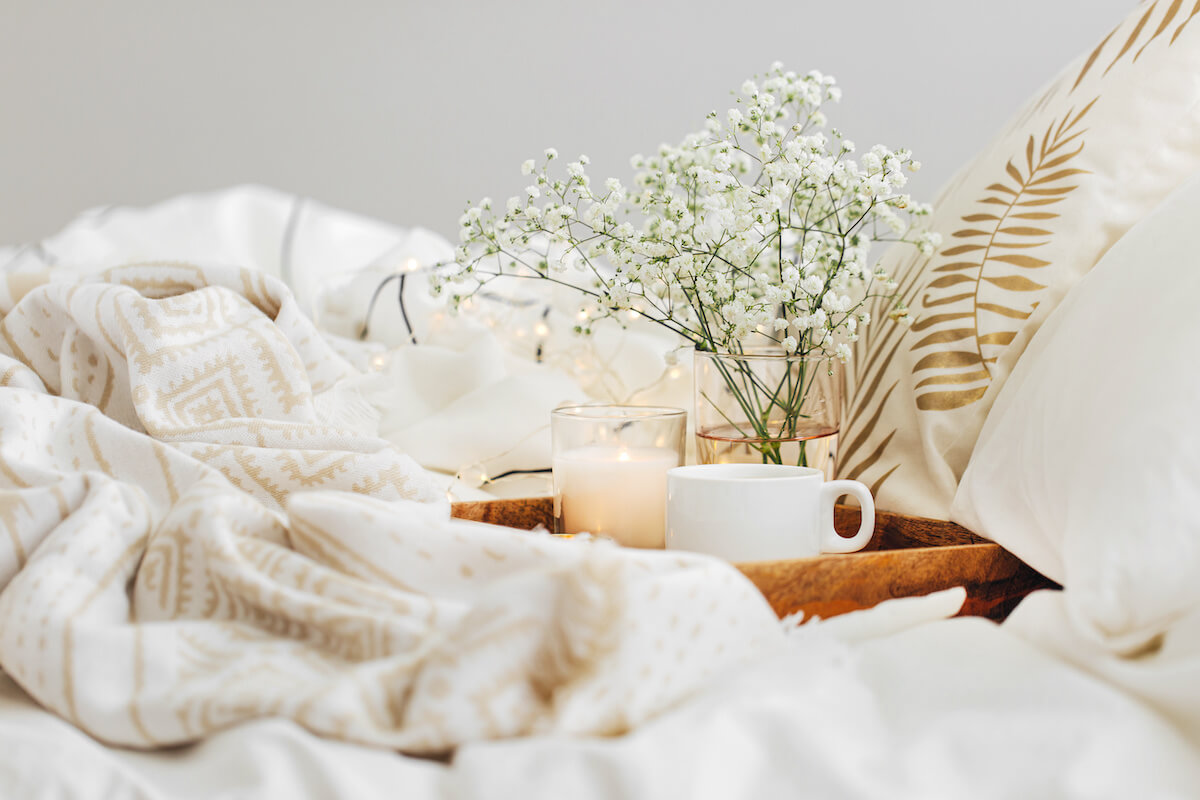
[0,264,781,753]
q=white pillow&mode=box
[951,172,1200,653]
[838,3,1200,520]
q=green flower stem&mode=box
[700,351,822,466]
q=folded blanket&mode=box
[0,263,783,753]
[1,185,696,499]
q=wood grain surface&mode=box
[450,497,1057,621]
[452,496,554,530]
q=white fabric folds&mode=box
[6,187,1200,797]
[953,171,1200,743]
[0,263,782,752]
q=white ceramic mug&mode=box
[665,464,875,561]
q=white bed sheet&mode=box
[4,187,1200,797]
[4,612,1197,799]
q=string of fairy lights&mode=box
[354,261,683,497]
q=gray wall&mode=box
[2,1,1132,246]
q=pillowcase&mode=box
[837,3,1200,518]
[951,171,1200,653]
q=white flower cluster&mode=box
[435,63,941,363]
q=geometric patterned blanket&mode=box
[0,264,780,753]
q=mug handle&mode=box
[818,480,875,554]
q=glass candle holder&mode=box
[551,404,687,548]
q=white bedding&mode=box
[4,614,1198,799]
[3,187,1199,798]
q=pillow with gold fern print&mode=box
[952,170,1200,655]
[836,2,1200,518]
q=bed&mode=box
[5,4,1200,795]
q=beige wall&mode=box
[1,1,1132,245]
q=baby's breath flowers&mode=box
[434,64,940,463]
[437,64,937,359]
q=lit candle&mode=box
[552,445,680,548]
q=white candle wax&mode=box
[553,445,680,548]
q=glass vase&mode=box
[693,349,842,476]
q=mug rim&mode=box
[668,464,823,481]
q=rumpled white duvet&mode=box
[1,187,1197,799]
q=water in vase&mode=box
[695,423,838,479]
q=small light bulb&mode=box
[404,258,420,272]
[534,323,550,337]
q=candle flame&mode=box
[618,449,631,462]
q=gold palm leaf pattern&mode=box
[1072,0,1200,91]
[839,0,1200,503]
[840,252,926,494]
[909,101,1093,412]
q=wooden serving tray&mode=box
[450,497,1057,622]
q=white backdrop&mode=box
[1,1,1131,246]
